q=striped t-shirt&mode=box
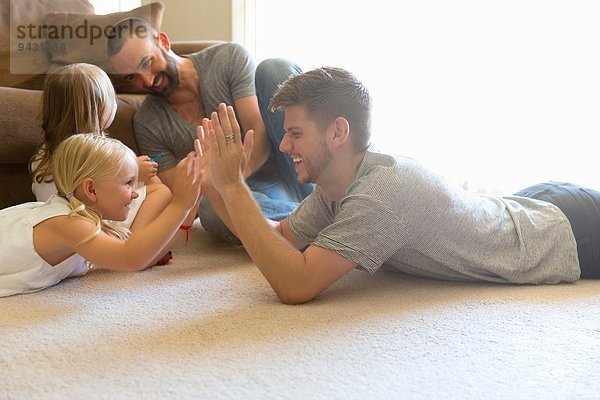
[287,151,580,284]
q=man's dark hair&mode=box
[107,17,156,58]
[270,66,371,151]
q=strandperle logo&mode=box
[15,18,151,46]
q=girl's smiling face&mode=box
[92,155,139,221]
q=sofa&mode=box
[0,0,221,209]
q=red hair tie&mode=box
[179,224,192,245]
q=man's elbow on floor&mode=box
[274,286,320,305]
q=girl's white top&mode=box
[0,195,89,297]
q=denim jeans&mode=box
[514,182,600,278]
[198,58,314,243]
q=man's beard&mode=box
[154,47,179,98]
[302,138,332,184]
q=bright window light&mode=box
[253,0,600,194]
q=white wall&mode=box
[144,0,232,41]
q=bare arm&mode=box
[203,104,357,304]
[221,182,357,304]
[59,201,191,271]
[157,167,177,191]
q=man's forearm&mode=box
[221,182,311,301]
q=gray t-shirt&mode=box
[133,42,256,171]
[287,151,580,284]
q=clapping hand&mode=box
[171,147,203,210]
[197,103,253,194]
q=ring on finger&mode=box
[224,134,235,144]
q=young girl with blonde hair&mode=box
[30,63,176,264]
[1,134,202,297]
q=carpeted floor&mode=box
[1,221,599,399]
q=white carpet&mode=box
[1,221,599,399]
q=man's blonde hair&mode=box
[53,134,137,243]
[30,63,116,185]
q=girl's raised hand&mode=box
[136,155,159,184]
[195,127,213,193]
[170,151,202,210]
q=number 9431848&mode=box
[16,41,66,52]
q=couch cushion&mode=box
[44,2,164,74]
[0,0,94,88]
[0,86,44,163]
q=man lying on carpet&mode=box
[197,66,600,305]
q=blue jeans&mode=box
[198,58,314,243]
[514,182,600,279]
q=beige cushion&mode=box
[44,1,165,73]
[0,0,94,87]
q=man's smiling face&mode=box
[110,35,179,98]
